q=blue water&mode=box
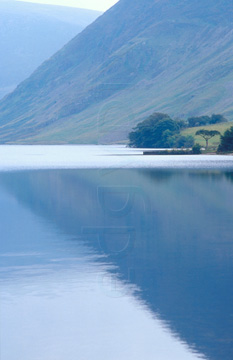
[0,169,233,360]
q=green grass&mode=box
[181,122,233,148]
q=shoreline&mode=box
[0,145,232,171]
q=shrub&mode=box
[217,126,233,153]
[192,143,202,154]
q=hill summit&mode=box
[0,0,233,143]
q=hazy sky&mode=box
[15,0,119,11]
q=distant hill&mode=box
[0,0,233,143]
[0,0,101,99]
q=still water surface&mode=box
[0,167,233,360]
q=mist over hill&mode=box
[0,0,233,143]
[0,0,101,99]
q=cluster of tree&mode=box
[128,112,194,148]
[187,114,227,127]
[217,127,233,153]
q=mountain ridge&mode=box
[0,0,101,100]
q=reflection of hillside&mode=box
[140,169,175,183]
[0,169,233,360]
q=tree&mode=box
[164,134,194,148]
[188,114,228,127]
[209,114,228,124]
[174,118,188,129]
[217,126,233,153]
[128,112,179,148]
[188,116,211,127]
[195,129,220,148]
[192,143,202,154]
[174,135,194,148]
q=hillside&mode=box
[0,0,233,143]
[0,0,101,99]
[182,122,232,148]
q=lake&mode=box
[0,146,233,360]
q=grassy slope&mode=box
[181,122,233,148]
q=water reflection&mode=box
[0,169,233,360]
